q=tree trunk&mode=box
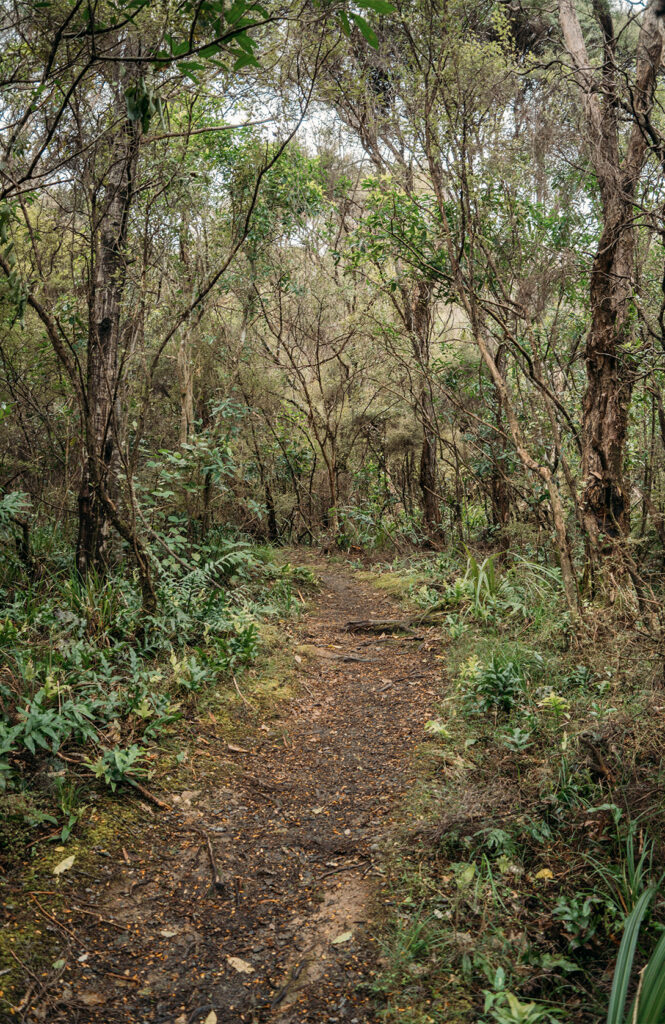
[489,346,511,531]
[418,396,441,534]
[579,193,635,541]
[178,333,195,446]
[265,481,279,542]
[403,280,442,536]
[558,0,664,546]
[76,106,141,577]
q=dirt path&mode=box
[23,566,442,1023]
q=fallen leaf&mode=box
[312,806,324,815]
[53,854,75,876]
[332,930,353,944]
[227,744,250,755]
[204,1013,217,1024]
[175,1016,188,1024]
[159,929,179,938]
[227,956,254,974]
[80,992,106,1007]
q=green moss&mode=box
[355,569,426,603]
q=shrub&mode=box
[462,655,524,715]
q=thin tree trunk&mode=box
[489,346,510,531]
[178,333,194,446]
[418,390,441,534]
[77,104,142,577]
[404,280,442,536]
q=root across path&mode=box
[24,567,443,1023]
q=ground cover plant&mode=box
[370,550,665,1023]
[0,523,316,857]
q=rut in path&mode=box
[30,567,443,1024]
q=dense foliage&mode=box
[3,0,665,1019]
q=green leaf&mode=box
[233,53,260,70]
[634,925,665,1023]
[178,61,205,73]
[356,0,394,12]
[198,42,222,58]
[338,11,351,36]
[225,0,249,25]
[350,13,379,47]
[607,887,655,1024]
[234,32,258,54]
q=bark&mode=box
[177,333,195,446]
[403,280,442,536]
[76,104,142,576]
[202,470,213,539]
[265,482,279,543]
[489,346,511,531]
[558,0,664,544]
[418,392,441,534]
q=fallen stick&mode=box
[205,835,225,892]
[55,752,171,811]
[125,777,171,811]
[345,618,415,634]
[233,674,256,710]
[30,896,78,941]
[270,959,309,1008]
[346,611,445,633]
[319,860,365,879]
[392,673,427,685]
[69,905,133,932]
[357,635,424,646]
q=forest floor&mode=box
[5,562,443,1024]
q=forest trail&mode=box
[33,566,443,1024]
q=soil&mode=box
[9,565,443,1023]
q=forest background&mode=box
[4,0,665,1021]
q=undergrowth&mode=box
[0,525,316,856]
[373,548,665,1023]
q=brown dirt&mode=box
[10,565,443,1024]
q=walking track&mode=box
[23,566,443,1023]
